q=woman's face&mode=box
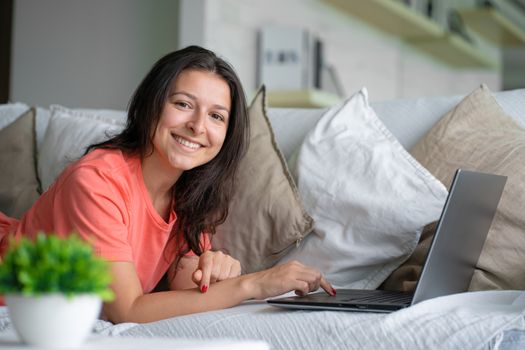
[152,69,231,174]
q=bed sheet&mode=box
[85,291,525,350]
[1,291,524,349]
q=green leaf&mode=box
[0,233,114,300]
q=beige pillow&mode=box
[410,84,525,291]
[0,108,41,219]
[213,86,314,273]
[380,222,437,292]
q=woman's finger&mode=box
[209,251,224,283]
[217,260,232,281]
[294,281,310,296]
[319,275,336,296]
[192,269,203,286]
[289,264,335,297]
[198,255,213,293]
[231,260,241,278]
[294,290,306,297]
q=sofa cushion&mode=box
[410,84,525,291]
[38,105,125,191]
[213,86,314,273]
[370,88,525,151]
[0,102,30,130]
[281,88,448,289]
[266,108,327,162]
[380,221,437,292]
[0,108,41,219]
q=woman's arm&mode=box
[103,260,334,324]
[104,261,249,323]
[167,256,200,290]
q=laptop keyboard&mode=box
[342,294,413,304]
[337,290,413,304]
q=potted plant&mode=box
[0,233,114,348]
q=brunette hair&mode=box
[87,45,249,260]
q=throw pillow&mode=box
[0,102,30,130]
[266,108,328,162]
[38,105,126,191]
[380,221,437,292]
[410,84,525,291]
[34,107,51,150]
[213,86,315,273]
[0,109,41,219]
[281,88,448,289]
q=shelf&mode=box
[458,8,525,46]
[324,0,442,38]
[323,0,498,69]
[266,90,342,108]
[409,34,499,69]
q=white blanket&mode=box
[88,291,525,350]
[1,291,524,349]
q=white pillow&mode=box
[0,102,30,130]
[34,107,51,150]
[267,108,327,161]
[38,105,126,191]
[280,88,448,289]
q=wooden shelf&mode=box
[458,8,525,46]
[409,34,499,69]
[323,0,498,69]
[267,90,342,108]
[324,0,442,38]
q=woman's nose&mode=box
[186,112,206,135]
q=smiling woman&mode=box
[151,69,231,178]
[0,45,335,324]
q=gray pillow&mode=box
[0,108,41,219]
[213,86,314,273]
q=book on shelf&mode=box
[257,25,344,97]
[257,26,322,91]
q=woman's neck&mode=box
[141,152,182,221]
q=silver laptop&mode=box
[267,169,507,313]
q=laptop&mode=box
[267,169,507,313]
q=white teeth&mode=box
[174,135,201,149]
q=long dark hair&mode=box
[87,45,249,262]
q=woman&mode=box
[0,46,334,323]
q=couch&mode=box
[1,84,525,349]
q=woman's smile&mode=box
[171,133,203,151]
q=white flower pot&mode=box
[6,294,102,348]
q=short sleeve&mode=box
[52,166,133,261]
[0,211,20,256]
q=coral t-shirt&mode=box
[3,148,210,293]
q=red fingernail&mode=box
[331,288,337,296]
[201,285,208,293]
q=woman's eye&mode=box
[175,101,190,108]
[211,113,225,122]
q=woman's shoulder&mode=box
[81,148,130,166]
[58,148,140,189]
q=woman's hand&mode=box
[247,260,336,299]
[193,250,241,293]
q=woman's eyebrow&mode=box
[170,91,196,99]
[213,104,230,114]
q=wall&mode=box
[10,0,511,107]
[503,47,525,90]
[180,0,502,101]
[10,0,179,110]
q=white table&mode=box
[0,329,270,350]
